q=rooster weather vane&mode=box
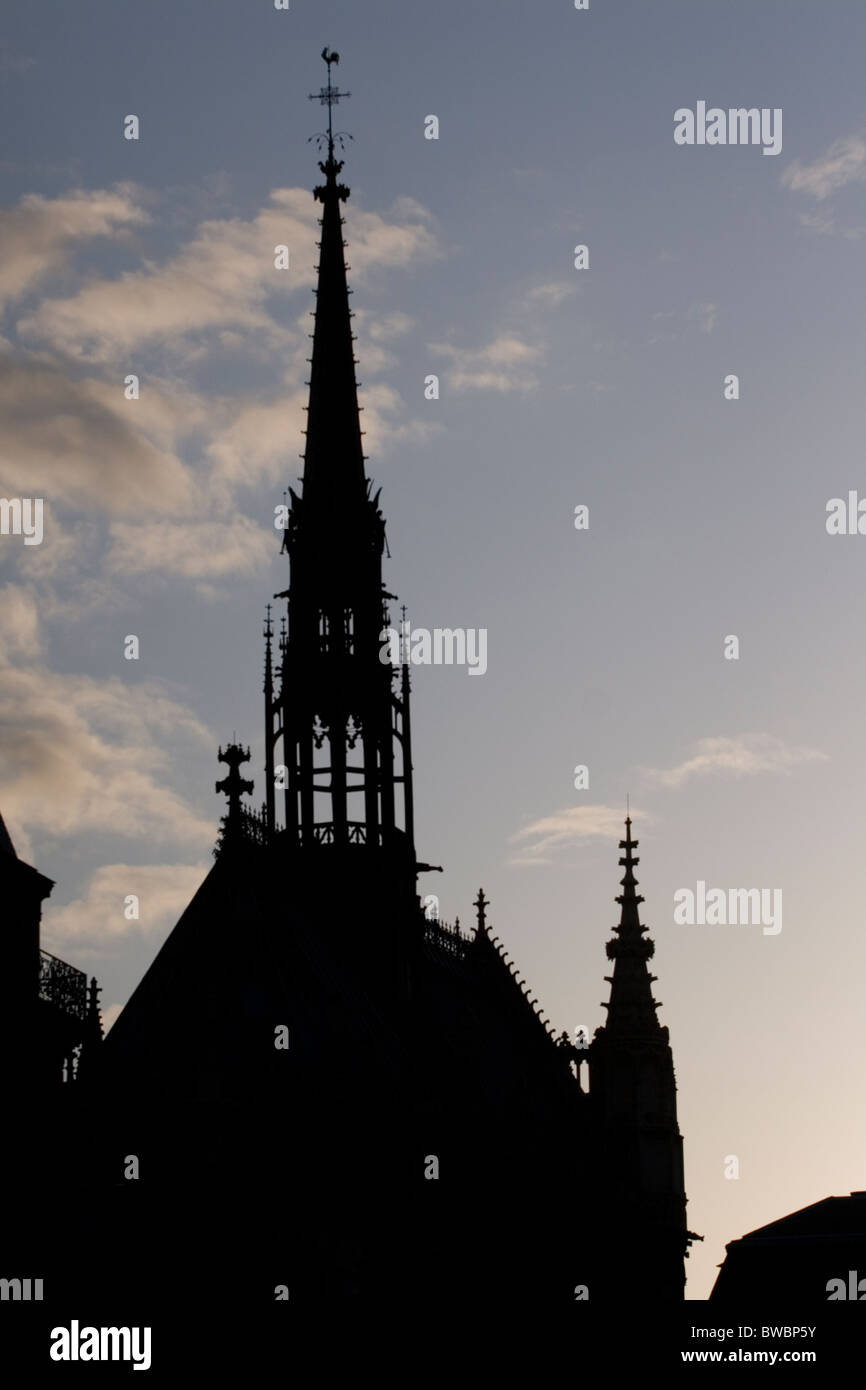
[308,47,352,157]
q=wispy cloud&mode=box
[795,208,865,240]
[16,188,313,362]
[0,584,215,847]
[687,301,718,334]
[430,333,542,393]
[0,181,441,580]
[508,803,636,866]
[15,188,438,363]
[106,515,274,582]
[781,133,866,200]
[0,357,199,516]
[427,276,577,395]
[649,301,718,345]
[521,281,578,312]
[0,185,146,310]
[43,861,208,956]
[643,734,828,789]
[357,380,443,451]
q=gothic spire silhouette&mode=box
[302,52,364,509]
[266,49,416,887]
[589,813,690,1298]
[601,813,663,1038]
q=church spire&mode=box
[601,813,663,1038]
[473,887,489,937]
[302,47,365,508]
[588,812,689,1301]
[267,50,418,903]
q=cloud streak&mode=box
[508,804,636,866]
[0,585,215,848]
[106,515,274,581]
[0,185,147,311]
[15,188,438,364]
[430,333,542,393]
[42,861,208,955]
[781,133,866,200]
[643,734,827,788]
[0,182,441,582]
[0,358,198,516]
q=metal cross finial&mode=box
[308,47,351,157]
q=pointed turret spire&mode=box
[473,887,489,938]
[268,51,418,889]
[302,47,365,509]
[601,814,662,1038]
[588,812,689,1301]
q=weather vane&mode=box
[308,47,352,157]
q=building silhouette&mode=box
[711,1194,866,1302]
[4,56,692,1322]
[1,811,102,1304]
[1,809,102,1101]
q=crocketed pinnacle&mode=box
[301,148,366,511]
[601,815,663,1038]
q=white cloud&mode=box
[0,182,441,572]
[43,861,208,953]
[344,197,439,278]
[430,333,542,393]
[106,514,274,581]
[796,209,864,240]
[9,524,128,625]
[362,309,414,342]
[508,804,636,866]
[355,380,443,453]
[0,582,40,660]
[781,134,866,200]
[522,282,578,311]
[204,386,308,498]
[0,358,197,516]
[0,185,147,310]
[798,210,837,236]
[643,734,828,789]
[16,188,438,364]
[0,586,214,846]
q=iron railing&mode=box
[38,949,88,1022]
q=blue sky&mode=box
[2,0,866,1298]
